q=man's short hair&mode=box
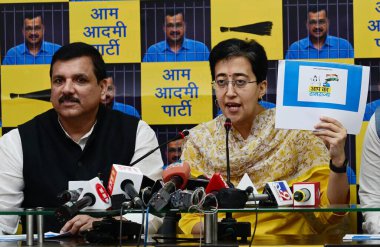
[308,5,328,16]
[209,38,268,83]
[49,42,107,83]
[165,8,185,18]
[23,12,43,23]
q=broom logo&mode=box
[220,21,273,36]
[10,89,51,102]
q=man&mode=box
[363,99,380,121]
[164,139,183,169]
[285,6,354,59]
[359,106,380,233]
[0,42,163,234]
[102,77,141,118]
[2,13,61,65]
[143,10,210,62]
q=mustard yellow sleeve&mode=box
[309,168,348,225]
[290,166,348,232]
[179,212,204,235]
[291,130,348,229]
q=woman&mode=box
[179,38,349,235]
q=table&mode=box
[1,205,380,246]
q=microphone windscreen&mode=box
[181,129,190,137]
[107,164,143,196]
[162,161,191,189]
[224,118,232,131]
[205,173,228,194]
[293,182,320,207]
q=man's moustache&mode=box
[58,95,80,104]
[170,156,180,162]
[28,35,40,39]
[170,31,180,35]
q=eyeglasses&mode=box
[168,147,182,153]
[212,79,258,89]
[24,26,42,32]
[106,85,115,92]
[308,20,327,25]
[165,23,184,29]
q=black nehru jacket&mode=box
[18,104,139,232]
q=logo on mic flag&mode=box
[261,180,293,206]
[274,181,292,202]
[96,183,110,204]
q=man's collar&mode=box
[324,35,333,46]
[163,38,189,52]
[56,104,105,145]
[305,35,331,48]
[22,41,45,54]
[57,117,97,146]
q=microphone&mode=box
[236,173,269,204]
[203,173,249,209]
[141,179,164,204]
[293,182,320,207]
[130,129,189,166]
[162,160,191,189]
[57,188,83,203]
[170,189,194,210]
[224,118,234,188]
[184,178,209,191]
[259,180,293,207]
[107,165,144,209]
[149,161,191,211]
[55,177,111,222]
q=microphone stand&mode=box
[217,118,251,243]
[120,130,188,243]
[130,130,189,166]
[225,119,234,189]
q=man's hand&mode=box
[60,215,102,235]
[313,116,347,166]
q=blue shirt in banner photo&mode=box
[143,38,210,62]
[2,41,61,65]
[282,60,362,112]
[285,35,354,59]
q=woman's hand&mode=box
[313,116,347,166]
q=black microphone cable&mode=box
[119,204,124,247]
[224,118,234,188]
[137,203,145,247]
[249,192,259,247]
